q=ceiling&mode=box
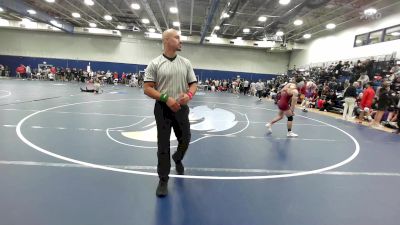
[1,0,399,43]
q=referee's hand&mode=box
[177,93,190,105]
[166,97,181,112]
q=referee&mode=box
[144,29,198,197]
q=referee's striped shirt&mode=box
[144,54,197,100]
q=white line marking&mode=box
[0,160,397,177]
[16,99,360,180]
[0,90,12,99]
[50,111,152,118]
[3,125,106,132]
[274,123,328,127]
[0,122,343,142]
[5,108,325,126]
[1,108,151,118]
[247,136,340,141]
[90,128,103,132]
[3,124,16,127]
[1,108,39,112]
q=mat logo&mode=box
[108,105,247,146]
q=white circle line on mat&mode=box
[0,90,12,99]
[16,98,360,180]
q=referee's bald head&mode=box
[162,29,182,51]
[162,29,178,41]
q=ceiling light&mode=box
[279,0,291,5]
[276,31,284,36]
[84,0,94,6]
[0,7,4,12]
[148,28,155,33]
[214,26,220,30]
[326,23,336,29]
[142,18,150,24]
[117,25,125,29]
[293,19,303,26]
[243,28,250,33]
[303,33,311,39]
[46,0,55,2]
[104,15,112,21]
[72,12,81,18]
[173,21,180,27]
[364,8,377,16]
[27,10,36,15]
[391,32,400,36]
[355,40,362,44]
[169,7,178,14]
[131,3,140,10]
[89,22,96,28]
[222,13,229,18]
[258,16,267,22]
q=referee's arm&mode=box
[188,81,197,96]
[143,61,163,101]
[143,81,162,101]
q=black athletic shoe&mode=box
[175,161,184,175]
[172,153,184,175]
[156,180,168,197]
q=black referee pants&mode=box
[154,101,191,181]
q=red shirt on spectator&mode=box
[16,65,26,74]
[50,67,57,74]
[360,86,375,109]
[317,99,325,109]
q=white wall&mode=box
[0,28,289,74]
[289,7,400,68]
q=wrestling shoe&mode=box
[287,131,298,137]
[265,123,272,133]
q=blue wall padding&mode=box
[0,54,277,81]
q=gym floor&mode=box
[0,79,399,225]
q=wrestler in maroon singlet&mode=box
[265,77,304,137]
[277,90,292,111]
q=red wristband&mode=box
[187,91,193,100]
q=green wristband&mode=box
[160,93,168,103]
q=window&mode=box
[384,25,400,42]
[368,30,383,44]
[354,24,400,47]
[354,34,368,47]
